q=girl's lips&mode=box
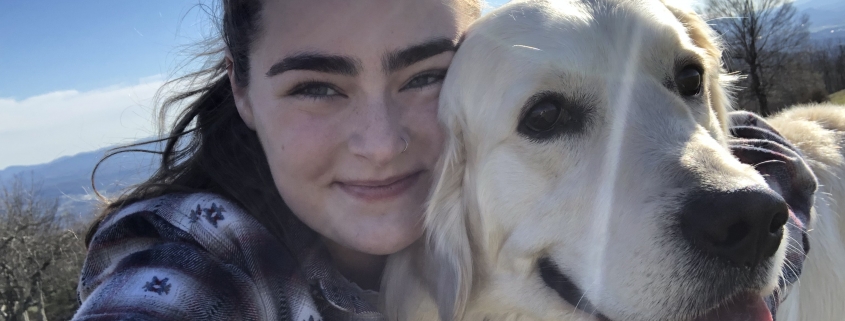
[336,171,424,201]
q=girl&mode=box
[74,0,480,320]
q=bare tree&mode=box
[705,0,811,115]
[809,40,845,94]
[0,177,85,321]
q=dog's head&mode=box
[425,0,792,320]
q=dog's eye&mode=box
[524,100,562,133]
[676,66,702,96]
[517,93,585,141]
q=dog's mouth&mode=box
[537,258,611,320]
[538,257,778,321]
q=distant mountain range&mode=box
[0,140,161,218]
[795,0,845,41]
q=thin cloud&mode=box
[0,76,169,169]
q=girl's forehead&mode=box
[254,0,466,64]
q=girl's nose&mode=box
[347,97,407,166]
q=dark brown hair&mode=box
[85,0,294,247]
[87,0,483,249]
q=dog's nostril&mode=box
[770,210,788,234]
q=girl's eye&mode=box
[401,71,446,91]
[289,82,342,99]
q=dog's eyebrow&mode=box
[266,53,361,77]
[382,38,457,73]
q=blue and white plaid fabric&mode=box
[728,111,817,316]
[73,193,384,321]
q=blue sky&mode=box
[0,1,211,99]
[0,1,219,170]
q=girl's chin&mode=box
[338,221,423,255]
[354,239,419,255]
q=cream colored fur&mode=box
[381,1,845,320]
[767,105,845,321]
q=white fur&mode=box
[381,1,845,320]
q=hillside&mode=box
[796,0,845,40]
[0,140,161,218]
[831,89,845,105]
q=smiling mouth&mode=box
[336,171,423,201]
[538,257,776,321]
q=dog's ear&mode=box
[424,95,474,321]
[664,2,737,138]
[379,115,474,320]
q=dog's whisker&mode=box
[784,260,800,277]
[751,159,786,169]
[574,287,590,312]
[782,261,801,288]
[512,44,541,51]
[785,243,802,252]
[785,221,803,230]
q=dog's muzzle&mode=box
[537,112,814,321]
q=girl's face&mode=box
[232,0,470,255]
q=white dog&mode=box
[381,0,845,320]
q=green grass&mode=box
[831,89,845,105]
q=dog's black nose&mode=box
[679,187,789,267]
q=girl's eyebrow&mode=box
[266,53,362,77]
[381,37,457,73]
[264,37,456,78]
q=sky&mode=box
[0,1,214,169]
[1,0,704,170]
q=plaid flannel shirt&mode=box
[728,111,816,315]
[73,193,384,321]
[72,111,815,321]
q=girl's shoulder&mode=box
[78,192,385,321]
[100,192,253,233]
[77,192,325,321]
[94,192,291,265]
